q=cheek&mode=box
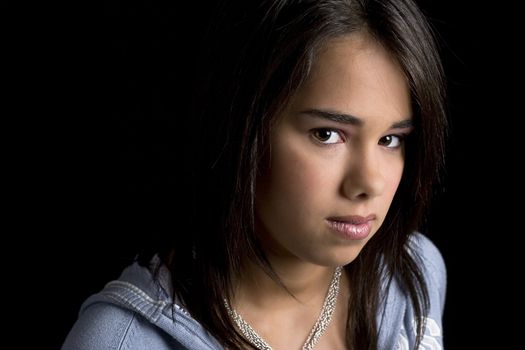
[266,145,325,206]
[257,134,333,221]
[384,160,404,199]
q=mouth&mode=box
[327,214,376,224]
[325,214,376,240]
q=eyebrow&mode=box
[300,108,413,129]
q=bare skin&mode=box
[235,262,349,349]
[233,31,412,349]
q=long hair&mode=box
[149,0,447,348]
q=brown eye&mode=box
[312,129,343,144]
[379,135,403,148]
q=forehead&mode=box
[287,33,411,124]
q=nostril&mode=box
[356,192,369,200]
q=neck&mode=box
[235,257,338,311]
[229,258,348,349]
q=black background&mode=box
[9,1,523,348]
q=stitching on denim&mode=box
[116,311,136,350]
[106,281,169,307]
[102,282,167,319]
[101,281,219,349]
[103,294,216,348]
[174,303,190,316]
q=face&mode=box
[255,33,413,267]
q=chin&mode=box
[334,242,367,263]
[310,247,364,267]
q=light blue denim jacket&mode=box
[62,233,446,350]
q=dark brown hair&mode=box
[147,0,446,348]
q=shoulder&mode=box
[412,233,444,264]
[409,233,447,347]
[62,301,185,350]
[377,233,447,349]
[408,233,447,300]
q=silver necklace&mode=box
[224,266,343,350]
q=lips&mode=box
[326,214,376,240]
[327,214,376,225]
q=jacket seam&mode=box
[106,281,169,307]
[117,311,136,350]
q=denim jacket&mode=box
[62,233,446,350]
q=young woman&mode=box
[63,0,447,349]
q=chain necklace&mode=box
[224,266,343,350]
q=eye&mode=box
[379,134,404,149]
[311,128,344,144]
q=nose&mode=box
[341,146,385,201]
